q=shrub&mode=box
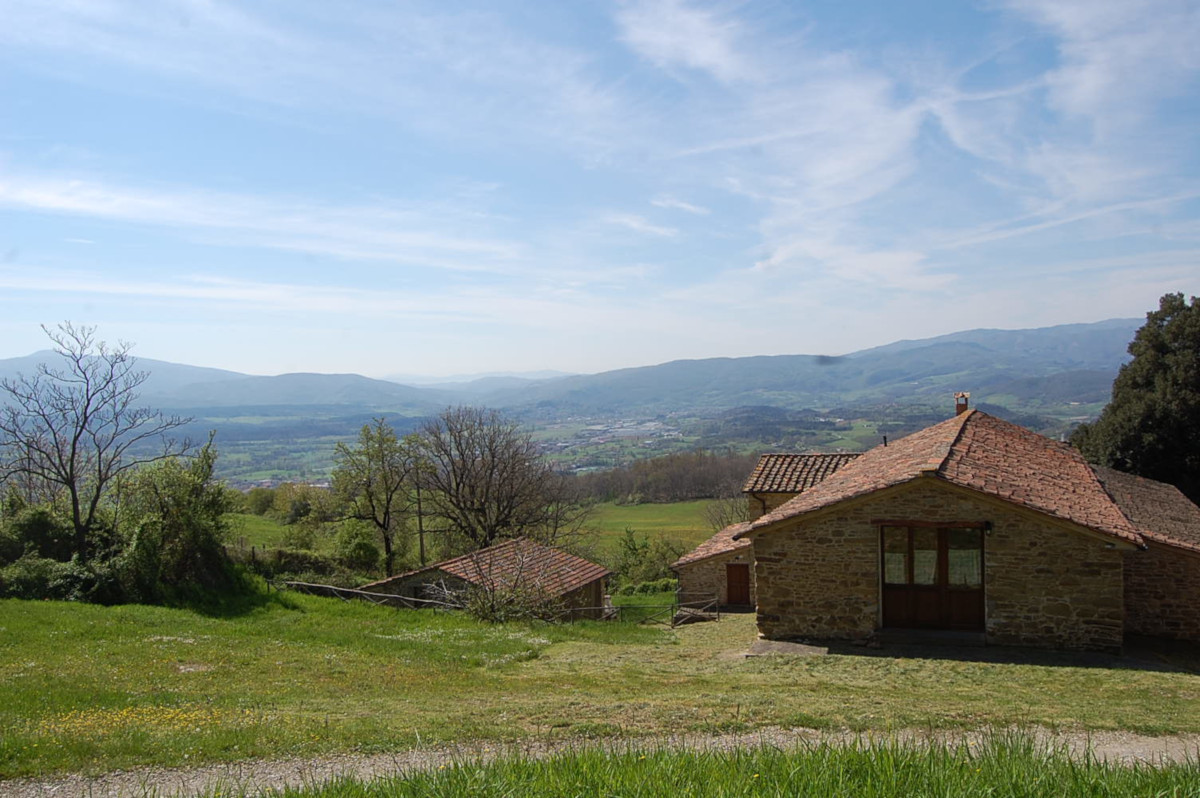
[0,553,71,599]
[3,506,75,563]
[613,528,685,587]
[450,582,566,623]
[232,547,340,580]
[244,487,276,515]
[333,523,380,572]
[635,577,678,594]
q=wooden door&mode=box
[726,563,751,605]
[881,525,983,630]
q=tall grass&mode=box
[217,737,1200,797]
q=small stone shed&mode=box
[360,538,610,618]
[735,408,1200,652]
[672,453,859,607]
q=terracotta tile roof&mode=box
[740,410,1145,546]
[362,538,609,597]
[671,521,753,569]
[1093,466,1200,554]
[743,453,862,494]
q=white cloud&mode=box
[1003,0,1200,124]
[0,172,526,273]
[601,213,679,238]
[651,196,710,215]
[615,0,753,83]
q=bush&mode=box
[232,547,340,580]
[612,528,685,587]
[0,553,71,599]
[635,578,678,594]
[453,583,565,623]
[333,523,380,572]
[244,487,276,515]
[2,506,75,563]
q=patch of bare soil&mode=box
[5,727,1200,798]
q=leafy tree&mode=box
[244,487,276,515]
[1072,293,1200,502]
[0,323,190,562]
[612,527,685,586]
[120,440,233,601]
[332,418,419,576]
[415,406,590,552]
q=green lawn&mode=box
[586,499,716,555]
[4,594,1200,780]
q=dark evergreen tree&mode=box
[1072,293,1200,503]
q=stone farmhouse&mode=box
[678,401,1200,651]
[360,537,610,618]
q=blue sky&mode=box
[1,0,1197,378]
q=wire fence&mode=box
[279,581,721,628]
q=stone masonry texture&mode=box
[1124,542,1200,641]
[751,478,1126,652]
[676,546,756,606]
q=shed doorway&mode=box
[726,563,752,605]
[880,524,984,630]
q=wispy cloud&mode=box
[615,0,753,83]
[601,213,679,238]
[0,172,527,273]
[651,196,710,215]
[0,0,638,160]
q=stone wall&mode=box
[675,546,756,606]
[1124,542,1200,641]
[364,570,607,618]
[751,478,1126,651]
[361,569,469,602]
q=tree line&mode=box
[574,449,759,504]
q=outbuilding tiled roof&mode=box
[672,521,753,569]
[739,410,1145,546]
[362,538,609,597]
[743,453,861,494]
[1093,466,1200,554]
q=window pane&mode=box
[912,527,938,585]
[882,526,908,584]
[947,528,982,587]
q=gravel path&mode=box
[6,727,1200,798]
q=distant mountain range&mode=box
[0,318,1140,420]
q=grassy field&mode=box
[587,499,715,555]
[226,513,297,550]
[222,499,716,561]
[4,593,1200,780]
[228,741,1200,797]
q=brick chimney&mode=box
[954,391,970,416]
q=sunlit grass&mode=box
[215,737,1200,797]
[587,499,716,555]
[3,594,1200,779]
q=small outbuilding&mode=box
[672,453,859,608]
[360,537,610,618]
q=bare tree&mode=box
[703,493,751,533]
[332,418,420,576]
[0,324,190,560]
[415,406,590,551]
